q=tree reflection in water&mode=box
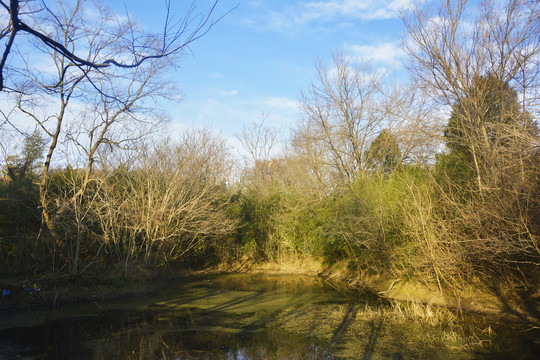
[0,275,538,359]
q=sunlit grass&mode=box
[275,299,495,359]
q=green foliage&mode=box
[0,131,45,240]
[320,168,426,273]
[0,175,41,255]
[4,130,46,181]
[444,74,536,162]
[231,186,283,260]
[366,129,402,173]
[224,163,448,279]
[283,194,333,258]
[0,132,45,274]
[271,189,334,259]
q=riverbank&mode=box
[2,258,539,325]
[3,272,538,360]
[210,257,540,323]
[0,264,176,311]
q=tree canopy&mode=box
[444,74,537,160]
[365,129,401,173]
[0,0,227,92]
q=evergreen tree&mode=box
[366,129,401,173]
[444,74,536,162]
[5,130,46,181]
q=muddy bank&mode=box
[212,258,540,324]
[0,264,179,311]
[2,258,539,326]
[4,273,538,360]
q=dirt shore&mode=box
[1,258,539,325]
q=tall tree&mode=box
[404,0,540,279]
[296,52,385,183]
[0,0,228,273]
[444,74,537,168]
[365,129,402,173]
[5,130,46,180]
[403,0,540,192]
[0,0,227,92]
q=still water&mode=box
[0,274,538,359]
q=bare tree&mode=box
[0,0,230,92]
[403,0,540,191]
[380,83,443,167]
[237,115,279,164]
[294,52,433,185]
[236,115,280,184]
[0,0,229,273]
[295,53,386,184]
[402,0,540,282]
[95,130,236,272]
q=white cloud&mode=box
[346,41,405,68]
[220,90,239,96]
[247,0,414,32]
[259,97,298,110]
[388,0,414,12]
[298,0,414,22]
[304,0,381,20]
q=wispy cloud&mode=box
[220,90,239,96]
[346,41,405,68]
[171,94,298,135]
[168,93,296,159]
[302,0,410,21]
[245,0,413,32]
[258,97,298,110]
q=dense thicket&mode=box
[1,131,237,276]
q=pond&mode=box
[0,274,538,359]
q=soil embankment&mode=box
[2,258,539,325]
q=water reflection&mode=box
[0,274,538,359]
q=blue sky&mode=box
[107,0,411,152]
[0,0,411,159]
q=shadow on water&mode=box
[361,317,383,360]
[326,303,358,353]
[0,274,539,359]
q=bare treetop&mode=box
[0,0,233,92]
